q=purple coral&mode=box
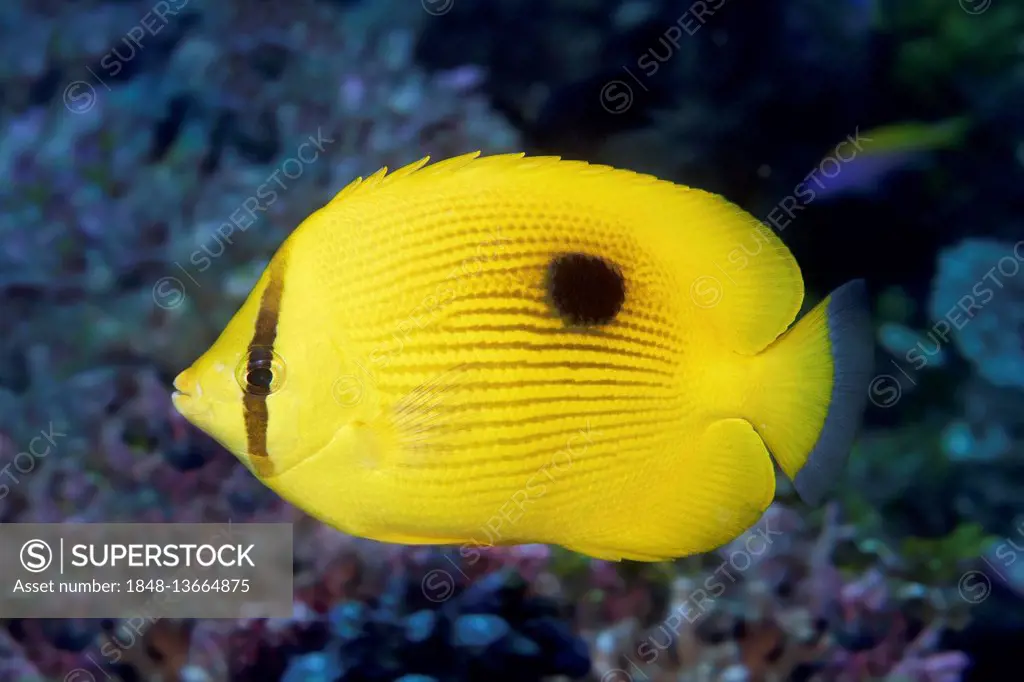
[587,504,970,682]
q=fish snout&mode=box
[172,366,199,399]
[171,367,209,418]
[172,367,196,396]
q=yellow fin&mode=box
[559,544,677,563]
[327,155,434,205]
[369,364,474,469]
[364,528,469,545]
[563,418,776,562]
[381,155,432,182]
[677,195,804,353]
[328,175,366,204]
[746,280,872,506]
[330,152,564,206]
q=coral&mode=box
[928,238,1024,391]
[302,567,590,682]
[1,550,592,682]
[586,504,970,682]
[945,373,1024,520]
[901,524,998,586]
[1,500,977,682]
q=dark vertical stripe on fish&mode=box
[244,254,288,477]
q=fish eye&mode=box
[247,367,273,392]
[235,347,287,396]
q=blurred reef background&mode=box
[1,0,1024,680]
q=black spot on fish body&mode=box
[546,252,625,327]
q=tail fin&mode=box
[748,280,874,506]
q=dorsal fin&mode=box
[323,151,588,206]
[328,153,487,206]
[326,156,429,205]
[326,152,682,208]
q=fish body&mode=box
[172,153,873,561]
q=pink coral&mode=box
[586,504,969,682]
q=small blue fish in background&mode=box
[813,117,971,201]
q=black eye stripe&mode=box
[243,253,288,475]
[245,347,275,395]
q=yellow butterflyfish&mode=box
[172,152,873,562]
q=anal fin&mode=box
[685,418,778,553]
[363,529,470,546]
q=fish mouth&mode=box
[171,389,213,422]
[171,368,216,421]
[171,370,197,412]
[171,390,191,411]
[172,369,196,398]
